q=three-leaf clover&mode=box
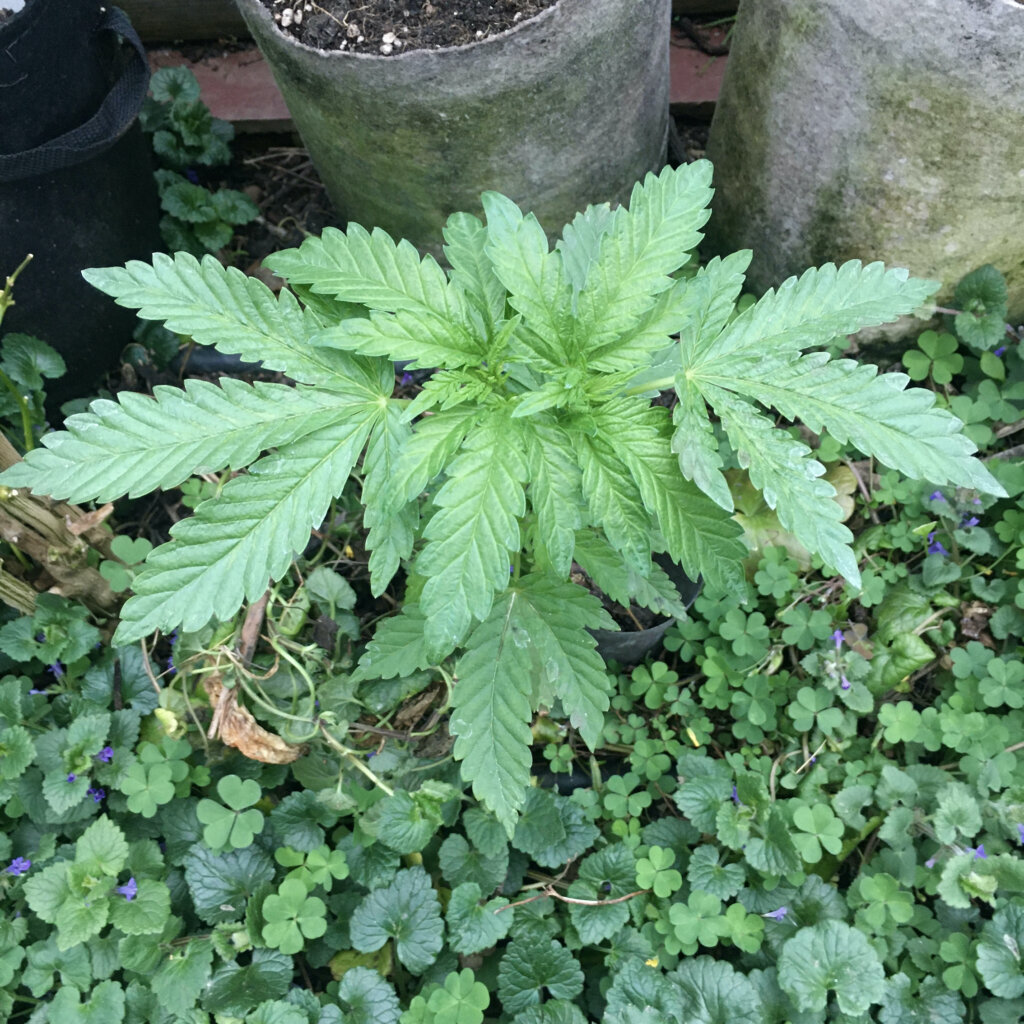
[790,803,845,864]
[260,878,327,955]
[901,330,963,384]
[196,774,265,851]
[274,844,349,891]
[635,846,682,898]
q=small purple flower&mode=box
[960,515,980,529]
[87,787,105,803]
[1017,823,1024,846]
[399,371,414,387]
[810,756,817,764]
[166,655,176,676]
[35,632,45,643]
[763,906,788,921]
[66,773,76,783]
[185,168,200,184]
[929,491,946,502]
[927,532,949,556]
[95,746,114,764]
[4,857,30,876]
[28,688,47,695]
[970,844,987,860]
[831,629,844,650]
[840,673,851,691]
[116,877,138,901]
[994,346,1007,357]
[731,785,741,805]
[925,856,937,869]
[48,662,64,679]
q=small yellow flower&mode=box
[645,957,659,968]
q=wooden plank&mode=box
[148,47,292,131]
[119,0,250,42]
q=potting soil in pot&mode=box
[257,0,558,53]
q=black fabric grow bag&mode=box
[0,0,161,408]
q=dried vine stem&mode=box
[497,884,650,913]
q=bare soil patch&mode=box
[255,0,558,55]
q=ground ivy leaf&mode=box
[22,935,92,997]
[377,788,444,854]
[463,807,509,860]
[878,973,965,1024]
[687,845,746,901]
[567,844,636,945]
[777,919,886,1016]
[674,956,763,1024]
[76,815,129,876]
[512,788,599,869]
[202,948,293,1016]
[109,877,171,935]
[336,965,402,1024]
[497,938,584,1015]
[439,833,509,892]
[150,938,214,1017]
[47,979,125,1024]
[349,866,444,974]
[184,843,275,923]
[512,1001,589,1024]
[977,902,1024,998]
[446,881,513,955]
[603,959,682,1022]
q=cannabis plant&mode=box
[1,163,1002,829]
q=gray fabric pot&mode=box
[234,0,670,251]
[704,0,1024,319]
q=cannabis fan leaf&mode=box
[1,161,1002,831]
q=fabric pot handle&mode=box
[0,6,149,183]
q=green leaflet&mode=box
[497,939,584,1015]
[671,374,731,512]
[450,593,535,832]
[703,384,859,584]
[705,351,1005,496]
[577,162,712,362]
[416,413,528,660]
[362,402,418,595]
[590,399,747,593]
[115,412,379,643]
[693,260,938,362]
[0,378,347,504]
[443,211,508,330]
[557,201,615,295]
[481,191,576,367]
[82,252,367,388]
[523,417,584,577]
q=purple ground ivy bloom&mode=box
[5,857,30,876]
[929,490,946,502]
[927,532,950,556]
[399,371,415,387]
[763,906,788,921]
[925,856,937,869]
[994,345,1007,357]
[66,773,76,783]
[116,877,138,901]
[87,787,105,803]
[1017,823,1024,845]
[95,746,114,764]
[185,168,200,184]
[961,515,980,529]
[970,844,987,860]
[840,673,851,691]
[831,629,844,649]
[48,662,64,679]
[731,785,741,805]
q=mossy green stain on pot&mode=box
[705,0,1024,320]
[236,0,670,252]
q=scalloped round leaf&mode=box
[674,956,762,1024]
[777,920,885,1016]
[977,903,1024,998]
[497,939,583,1015]
[202,949,292,1016]
[349,867,443,974]
[336,965,401,1024]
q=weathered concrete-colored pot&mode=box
[704,0,1024,319]
[234,0,670,251]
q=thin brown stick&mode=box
[496,885,650,913]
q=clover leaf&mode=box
[196,774,265,851]
[668,890,727,950]
[274,843,349,891]
[261,878,328,955]
[635,846,682,898]
[423,969,490,1024]
[790,803,844,864]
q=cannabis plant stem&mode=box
[316,721,395,797]
[0,255,39,451]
